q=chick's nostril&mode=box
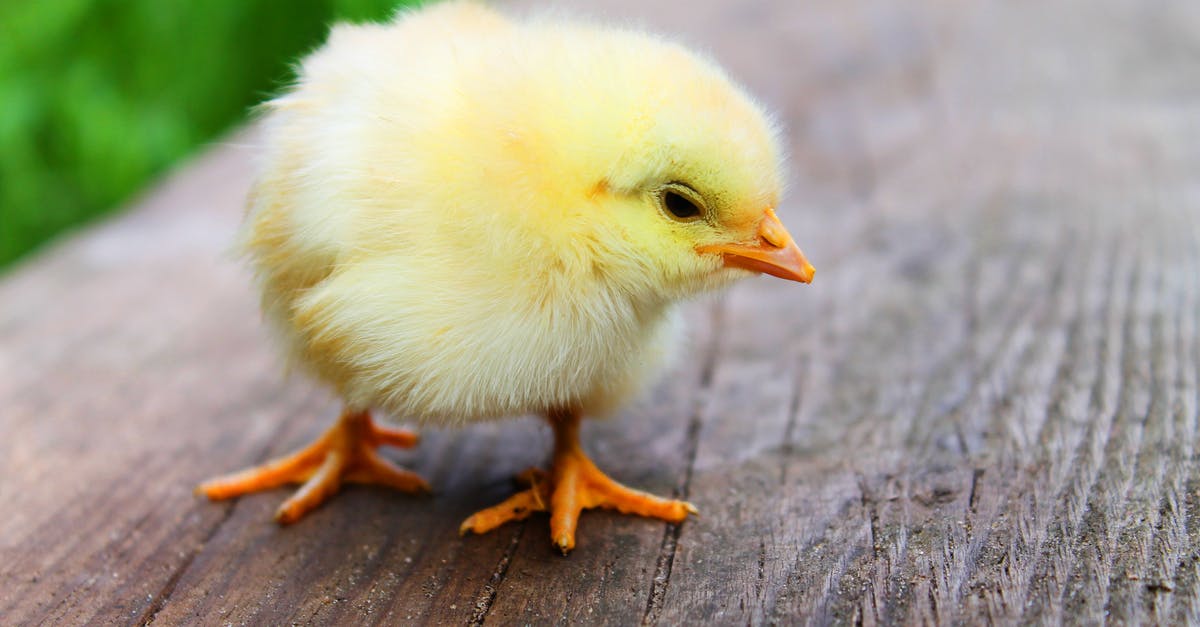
[757,209,792,248]
[759,224,788,248]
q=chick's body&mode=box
[202,2,813,552]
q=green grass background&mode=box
[0,0,415,270]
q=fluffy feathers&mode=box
[243,1,795,424]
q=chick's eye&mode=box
[662,189,703,221]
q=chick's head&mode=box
[518,27,815,302]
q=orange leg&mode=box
[460,410,696,554]
[197,408,428,523]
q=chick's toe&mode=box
[197,408,427,523]
[460,410,696,554]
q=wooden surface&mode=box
[3,0,1199,624]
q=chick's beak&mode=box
[698,208,815,283]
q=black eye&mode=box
[662,188,703,221]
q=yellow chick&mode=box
[198,1,814,554]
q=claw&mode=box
[198,409,426,523]
[461,410,698,553]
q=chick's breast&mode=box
[242,3,684,425]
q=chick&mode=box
[198,1,814,553]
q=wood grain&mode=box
[2,0,1198,624]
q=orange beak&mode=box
[697,208,815,283]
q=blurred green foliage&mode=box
[0,0,415,269]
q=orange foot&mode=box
[460,410,697,554]
[197,408,429,523]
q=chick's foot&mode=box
[197,408,429,523]
[459,410,697,554]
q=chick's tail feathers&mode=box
[196,408,428,523]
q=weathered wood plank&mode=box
[0,141,271,625]
[644,0,1200,624]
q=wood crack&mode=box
[1057,247,1143,618]
[135,391,316,626]
[136,500,238,626]
[780,354,808,486]
[641,298,725,626]
[468,523,526,626]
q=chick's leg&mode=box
[197,408,428,523]
[460,410,697,554]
